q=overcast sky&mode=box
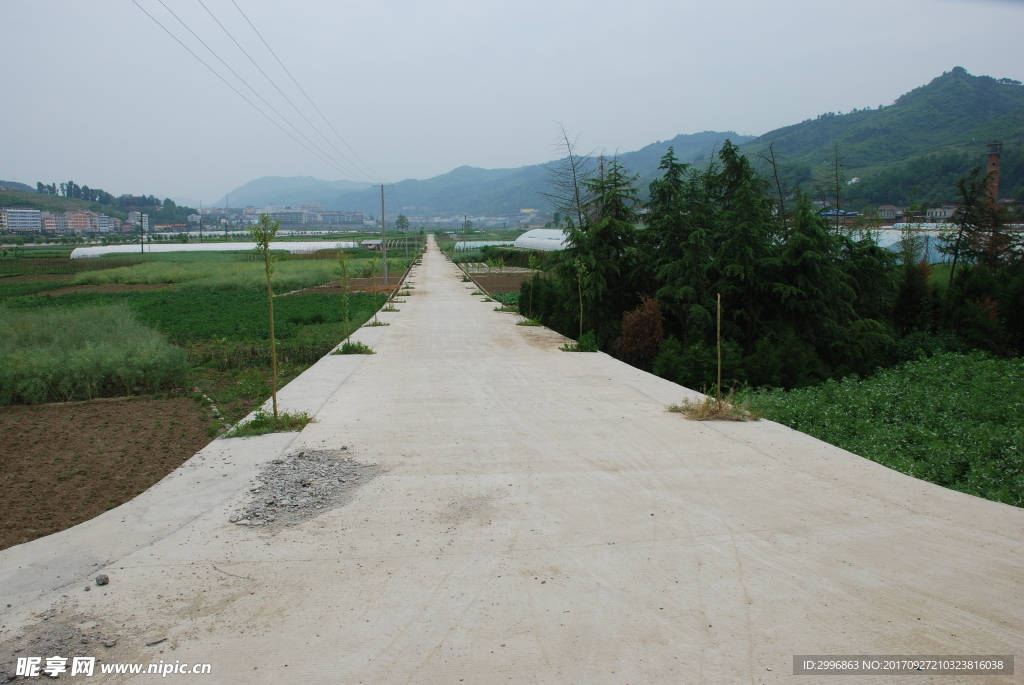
[2,0,1023,203]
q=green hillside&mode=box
[0,190,129,221]
[743,67,1024,170]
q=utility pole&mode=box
[379,185,388,285]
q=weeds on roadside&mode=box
[461,275,471,282]
[381,304,399,312]
[471,290,485,296]
[332,341,375,355]
[667,391,760,421]
[364,321,390,327]
[517,319,542,326]
[225,409,311,437]
[494,305,517,312]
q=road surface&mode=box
[2,236,1021,683]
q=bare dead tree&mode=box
[831,141,846,233]
[542,123,594,228]
[757,142,788,234]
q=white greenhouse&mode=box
[513,229,568,251]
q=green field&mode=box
[0,248,418,422]
[742,353,1024,507]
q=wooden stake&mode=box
[716,293,722,405]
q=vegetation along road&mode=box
[1,236,1021,683]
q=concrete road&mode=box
[1,236,1022,684]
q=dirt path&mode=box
[1,235,1021,683]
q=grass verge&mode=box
[225,409,312,437]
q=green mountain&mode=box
[741,67,1024,205]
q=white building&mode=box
[1,208,42,233]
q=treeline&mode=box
[34,181,196,223]
[520,141,1024,390]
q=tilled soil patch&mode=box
[45,283,172,296]
[0,396,214,551]
[282,279,403,296]
[230,448,377,528]
[0,274,74,283]
[472,274,530,295]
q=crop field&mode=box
[742,352,1024,507]
[0,247,419,547]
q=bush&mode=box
[561,331,598,352]
[653,337,743,391]
[0,305,189,405]
[614,296,664,370]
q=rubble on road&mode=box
[230,448,378,528]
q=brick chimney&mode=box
[987,141,1002,202]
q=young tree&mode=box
[396,214,409,259]
[249,212,281,419]
[338,250,352,341]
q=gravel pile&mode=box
[230,448,377,528]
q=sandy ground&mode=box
[0,237,1021,684]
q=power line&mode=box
[229,0,384,184]
[194,0,377,184]
[130,0,358,180]
[152,0,368,182]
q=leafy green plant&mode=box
[517,319,542,326]
[741,352,1024,507]
[224,409,311,437]
[332,340,375,355]
[491,292,520,306]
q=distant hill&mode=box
[214,177,371,209]
[0,180,36,194]
[216,131,754,216]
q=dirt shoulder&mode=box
[0,395,214,551]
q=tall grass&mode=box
[742,352,1024,507]
[0,305,188,405]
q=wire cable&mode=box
[152,0,366,181]
[229,0,384,184]
[130,0,360,180]
[194,0,377,184]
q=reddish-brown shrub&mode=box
[615,296,665,370]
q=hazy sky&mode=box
[2,0,1023,203]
